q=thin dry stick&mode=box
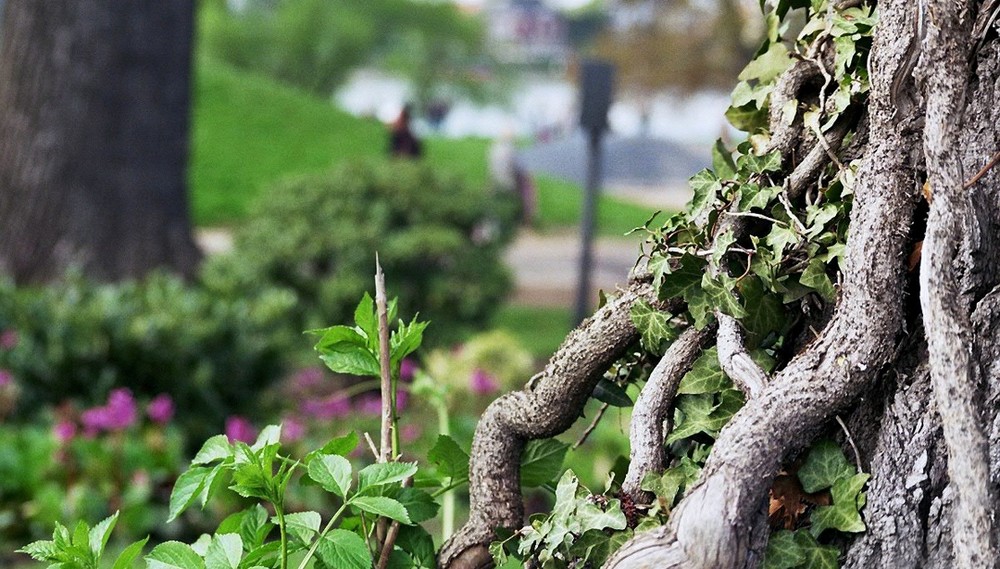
[375,255,394,550]
[376,478,413,569]
[573,402,611,449]
[834,415,863,470]
[962,149,1000,189]
[363,432,380,460]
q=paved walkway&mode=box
[195,183,691,309]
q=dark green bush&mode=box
[203,159,515,346]
[0,273,297,443]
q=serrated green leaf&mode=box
[393,525,437,569]
[391,487,440,524]
[146,541,205,569]
[17,540,58,562]
[89,512,118,559]
[677,347,730,395]
[798,440,855,493]
[204,534,242,569]
[316,529,371,569]
[192,435,232,466]
[320,348,381,378]
[240,505,272,550]
[281,511,321,547]
[311,325,369,353]
[250,425,281,451]
[391,317,429,363]
[520,439,568,487]
[427,435,470,484]
[350,496,412,523]
[763,530,806,569]
[568,528,631,568]
[308,454,353,498]
[592,378,633,407]
[353,292,377,347]
[357,462,418,491]
[112,537,149,569]
[307,432,359,465]
[168,466,217,522]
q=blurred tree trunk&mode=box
[0,0,201,284]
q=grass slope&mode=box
[189,59,656,235]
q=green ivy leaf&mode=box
[677,347,730,395]
[800,259,837,301]
[762,529,806,569]
[702,274,748,320]
[427,435,470,484]
[357,462,418,492]
[739,42,792,83]
[520,439,569,488]
[146,541,206,569]
[308,454,353,498]
[797,440,855,493]
[712,139,737,179]
[630,299,678,354]
[316,529,372,569]
[739,277,786,344]
[726,102,769,133]
[349,496,412,524]
[568,528,631,568]
[688,170,722,219]
[576,499,627,533]
[592,378,634,407]
[204,534,242,569]
[810,473,869,536]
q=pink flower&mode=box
[395,389,409,412]
[469,369,499,395]
[146,394,174,424]
[225,416,257,444]
[0,369,12,387]
[400,359,417,382]
[401,423,421,443]
[282,417,306,442]
[0,329,17,350]
[358,394,382,416]
[53,420,77,443]
[301,396,351,420]
[81,388,137,435]
[292,367,325,391]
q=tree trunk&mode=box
[0,0,200,284]
[439,0,1000,568]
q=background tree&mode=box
[0,1,201,283]
[438,0,1000,567]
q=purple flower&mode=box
[357,394,383,416]
[400,359,417,382]
[146,394,174,424]
[301,396,351,420]
[81,388,137,435]
[395,389,409,412]
[0,369,12,387]
[282,417,306,442]
[0,329,17,350]
[469,369,499,395]
[226,416,257,444]
[401,423,421,442]
[292,367,325,391]
[53,420,77,443]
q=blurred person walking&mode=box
[388,104,422,159]
[488,131,535,226]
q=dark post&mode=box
[575,60,615,324]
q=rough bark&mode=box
[0,0,201,283]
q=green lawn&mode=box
[188,58,656,236]
[489,305,573,359]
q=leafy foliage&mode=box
[202,159,516,346]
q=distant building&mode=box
[485,0,568,66]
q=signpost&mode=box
[574,59,615,325]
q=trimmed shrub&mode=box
[203,159,515,346]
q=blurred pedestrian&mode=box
[388,104,422,159]
[488,130,535,226]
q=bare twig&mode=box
[377,477,413,569]
[962,149,1000,190]
[835,415,863,470]
[375,256,393,463]
[363,432,380,460]
[573,402,610,450]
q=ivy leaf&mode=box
[762,529,806,569]
[146,542,206,569]
[592,378,633,407]
[800,259,837,301]
[739,277,786,344]
[802,542,840,568]
[427,435,470,484]
[204,534,242,569]
[316,529,372,569]
[766,224,800,256]
[810,473,869,536]
[667,394,716,443]
[687,170,722,219]
[797,440,855,493]
[677,347,730,395]
[659,253,705,302]
[569,528,631,568]
[647,254,671,288]
[520,439,568,488]
[357,462,418,492]
[308,454,353,498]
[280,511,321,547]
[630,299,677,354]
[739,42,792,83]
[350,496,412,524]
[726,102,769,133]
[712,139,737,179]
[702,274,748,320]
